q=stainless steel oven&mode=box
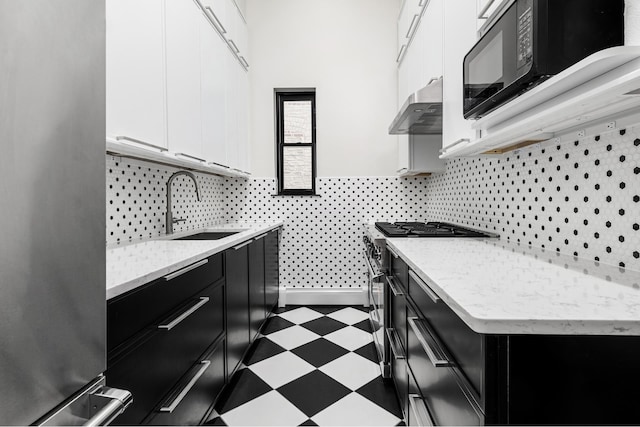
[363,226,390,378]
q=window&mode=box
[275,90,316,195]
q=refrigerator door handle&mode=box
[84,387,133,426]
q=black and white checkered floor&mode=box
[207,306,404,426]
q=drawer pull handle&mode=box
[408,393,435,427]
[158,297,209,331]
[406,14,420,39]
[159,360,211,413]
[396,44,407,63]
[163,259,209,281]
[254,233,268,241]
[204,6,226,34]
[386,328,406,360]
[477,0,497,19]
[409,271,440,303]
[408,317,451,367]
[232,240,252,250]
[387,276,404,296]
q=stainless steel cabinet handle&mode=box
[409,271,440,303]
[175,152,206,162]
[158,297,209,331]
[116,136,168,152]
[409,393,435,426]
[442,138,470,154]
[396,44,407,63]
[386,276,405,296]
[254,233,268,241]
[478,0,497,19]
[159,360,211,413]
[408,317,451,367]
[209,161,230,168]
[406,14,420,39]
[163,259,209,281]
[204,6,226,34]
[386,328,406,360]
[418,0,430,7]
[239,56,249,68]
[232,240,252,250]
[228,39,240,53]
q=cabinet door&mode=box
[420,0,443,83]
[225,58,240,170]
[237,68,250,173]
[165,0,203,159]
[264,230,280,312]
[106,0,167,148]
[225,244,250,376]
[397,136,410,174]
[201,15,228,167]
[442,0,477,150]
[248,237,266,341]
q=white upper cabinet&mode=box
[201,11,228,167]
[165,0,204,160]
[442,0,477,150]
[106,0,168,149]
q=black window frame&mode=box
[275,90,317,196]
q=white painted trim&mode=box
[278,287,369,307]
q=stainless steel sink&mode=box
[172,231,240,241]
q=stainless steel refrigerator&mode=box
[0,1,131,424]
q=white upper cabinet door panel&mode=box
[225,58,240,170]
[237,69,250,173]
[201,18,228,167]
[165,0,204,159]
[106,0,167,148]
[420,0,443,83]
[442,0,477,149]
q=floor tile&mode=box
[278,307,324,324]
[266,325,321,350]
[220,390,308,426]
[291,338,350,368]
[261,316,296,335]
[243,337,287,365]
[353,341,379,364]
[353,318,374,333]
[356,377,403,419]
[300,316,348,336]
[249,351,315,389]
[326,307,370,325]
[277,370,351,417]
[323,325,373,351]
[307,306,345,315]
[215,368,272,414]
[319,352,381,390]
[311,392,402,426]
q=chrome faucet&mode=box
[166,170,200,235]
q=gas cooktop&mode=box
[374,221,495,238]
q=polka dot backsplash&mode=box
[223,176,433,288]
[107,122,640,288]
[424,124,640,271]
[106,155,226,244]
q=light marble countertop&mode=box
[387,237,640,335]
[106,222,283,300]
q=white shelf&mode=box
[106,138,250,178]
[441,46,640,158]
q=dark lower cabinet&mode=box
[248,236,266,341]
[225,242,251,376]
[388,250,640,425]
[264,229,279,311]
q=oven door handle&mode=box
[363,250,384,281]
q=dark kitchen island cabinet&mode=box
[388,253,640,426]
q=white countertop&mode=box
[387,237,640,335]
[106,222,283,300]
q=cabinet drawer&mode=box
[108,253,223,351]
[408,269,484,399]
[146,337,226,425]
[389,247,408,291]
[108,282,225,425]
[388,276,407,351]
[406,308,483,426]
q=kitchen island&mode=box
[385,237,640,425]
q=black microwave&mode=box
[463,0,624,120]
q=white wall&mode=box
[246,0,401,177]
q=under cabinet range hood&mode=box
[389,77,443,135]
